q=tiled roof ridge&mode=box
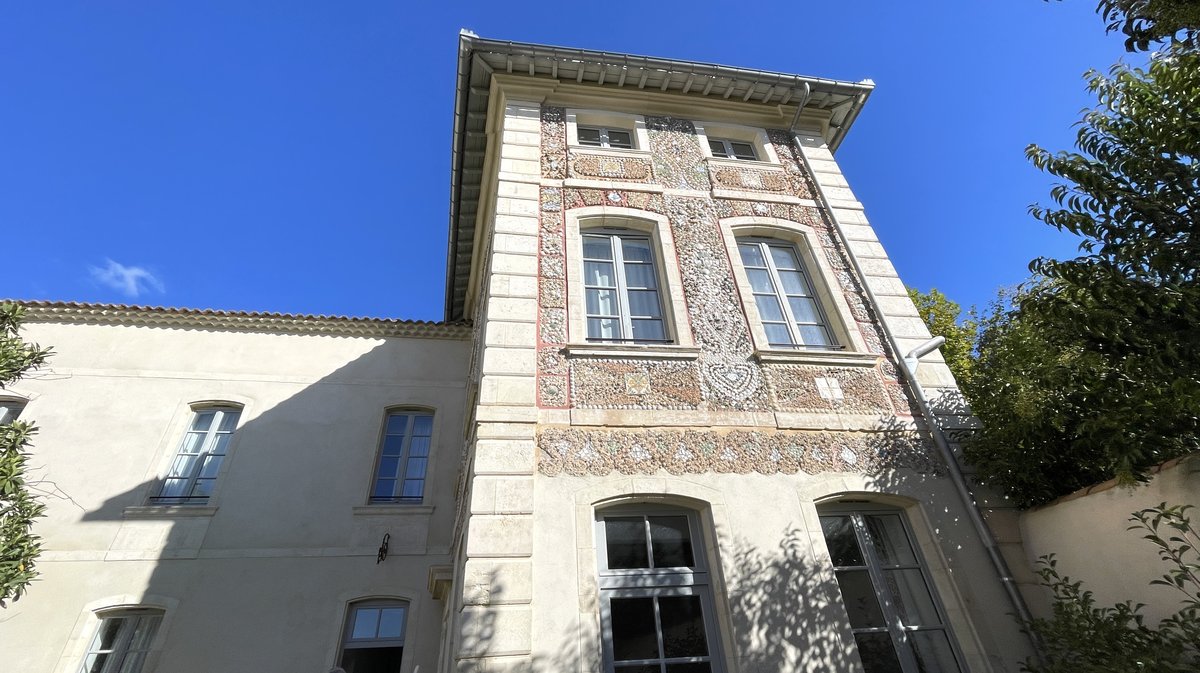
[10,300,472,340]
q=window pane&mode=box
[606,517,650,569]
[621,238,653,263]
[764,323,794,346]
[378,608,406,639]
[585,261,616,286]
[94,617,125,651]
[777,270,812,296]
[746,269,775,293]
[631,320,666,342]
[769,245,799,270]
[168,454,198,478]
[583,235,614,260]
[217,411,240,432]
[738,242,766,266]
[126,615,161,650]
[179,432,205,455]
[352,608,381,639]
[373,479,396,499]
[386,414,409,435]
[708,139,728,157]
[382,435,406,456]
[616,667,659,673]
[910,630,962,673]
[623,263,658,289]
[648,516,694,567]
[210,433,231,456]
[865,515,918,566]
[408,436,430,457]
[797,324,834,346]
[788,297,824,324]
[198,455,222,479]
[883,569,940,627]
[190,411,215,432]
[755,295,785,322]
[401,479,425,499]
[578,127,602,145]
[411,415,433,436]
[835,569,887,629]
[83,653,109,673]
[404,457,427,480]
[588,318,620,340]
[821,517,864,566]
[587,288,619,316]
[607,130,634,148]
[854,632,904,673]
[610,597,659,661]
[117,652,147,673]
[159,478,189,497]
[667,665,712,673]
[627,290,662,318]
[730,142,756,159]
[659,595,709,657]
[190,479,214,497]
[378,456,400,479]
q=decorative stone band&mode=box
[569,151,654,182]
[538,427,944,477]
[15,301,472,340]
[710,165,790,193]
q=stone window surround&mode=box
[324,592,420,672]
[718,216,871,361]
[564,206,695,353]
[694,121,780,166]
[55,595,178,673]
[126,398,252,518]
[566,109,652,154]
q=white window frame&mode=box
[736,237,839,350]
[695,122,779,164]
[567,110,651,152]
[368,409,434,505]
[150,405,241,506]
[582,228,670,344]
[565,207,694,349]
[577,125,636,149]
[78,608,164,673]
[707,137,758,160]
[338,599,408,670]
[819,504,968,673]
[0,397,27,424]
[595,505,725,673]
[719,217,869,357]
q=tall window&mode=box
[737,238,837,349]
[820,507,964,673]
[0,398,26,424]
[339,600,407,673]
[597,507,722,673]
[79,608,163,673]
[578,126,635,149]
[583,230,668,343]
[152,406,240,505]
[708,138,757,160]
[370,411,432,504]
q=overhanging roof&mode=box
[444,32,875,321]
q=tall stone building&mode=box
[3,34,1034,673]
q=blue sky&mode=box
[2,2,1134,321]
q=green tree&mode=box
[905,288,977,389]
[1094,0,1200,51]
[0,302,51,606]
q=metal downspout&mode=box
[788,128,1041,658]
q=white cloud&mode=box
[89,259,165,299]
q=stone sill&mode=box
[704,156,783,171]
[352,505,436,516]
[567,146,653,159]
[754,349,881,368]
[563,343,701,360]
[710,188,808,205]
[123,505,218,519]
[561,178,664,193]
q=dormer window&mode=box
[708,138,757,161]
[578,126,635,149]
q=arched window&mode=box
[151,404,242,505]
[79,607,163,673]
[369,410,433,504]
[595,505,723,673]
[736,237,837,350]
[0,397,27,424]
[339,599,407,672]
[819,504,965,673]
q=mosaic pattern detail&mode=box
[538,180,569,407]
[569,358,703,409]
[541,107,567,179]
[767,129,817,200]
[645,116,711,190]
[765,364,892,413]
[711,165,790,193]
[539,376,568,407]
[538,427,943,477]
[666,195,769,409]
[569,152,654,182]
[563,187,666,213]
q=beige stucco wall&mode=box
[4,320,469,673]
[1020,455,1200,625]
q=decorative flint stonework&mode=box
[570,359,703,410]
[766,364,892,413]
[645,116,711,190]
[569,152,654,182]
[710,166,790,193]
[767,129,817,200]
[538,427,943,477]
[540,106,567,179]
